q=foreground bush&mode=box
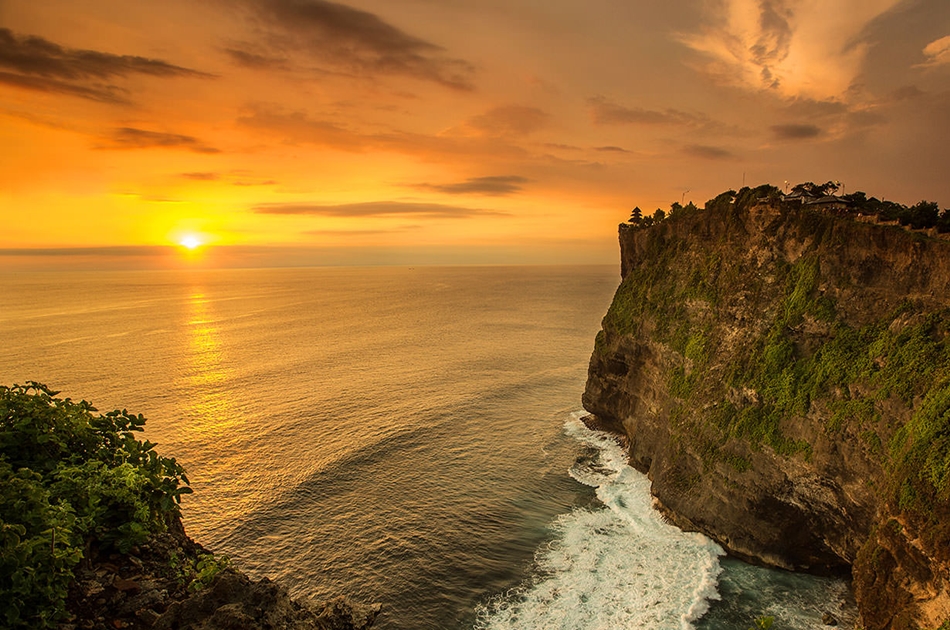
[0,382,191,629]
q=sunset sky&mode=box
[1,0,949,268]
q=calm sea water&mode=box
[0,266,854,629]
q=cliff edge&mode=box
[583,193,950,629]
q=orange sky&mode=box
[1,0,949,268]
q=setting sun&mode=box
[180,235,202,250]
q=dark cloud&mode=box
[587,96,708,127]
[103,128,221,153]
[181,172,221,180]
[0,28,209,80]
[414,175,528,196]
[224,47,290,70]
[240,0,475,89]
[253,201,506,218]
[0,246,168,257]
[0,70,129,103]
[0,28,211,103]
[543,142,583,151]
[595,145,630,153]
[771,123,822,139]
[467,106,548,136]
[684,144,735,160]
[773,97,881,139]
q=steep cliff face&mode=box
[583,200,950,630]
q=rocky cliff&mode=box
[62,517,380,630]
[583,191,950,630]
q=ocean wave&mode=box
[474,415,724,630]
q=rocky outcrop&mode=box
[583,197,950,629]
[62,518,380,630]
[154,570,380,630]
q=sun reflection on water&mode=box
[179,289,262,537]
[186,292,229,390]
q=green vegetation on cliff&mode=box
[0,382,192,628]
[627,181,950,232]
[600,188,950,521]
[589,184,950,628]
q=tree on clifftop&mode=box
[790,181,839,197]
[907,200,940,229]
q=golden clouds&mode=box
[682,0,902,102]
[1,0,948,268]
[921,35,950,68]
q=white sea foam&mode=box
[475,415,724,630]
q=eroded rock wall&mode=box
[583,201,950,629]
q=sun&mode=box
[179,235,203,250]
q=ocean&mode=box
[0,265,854,629]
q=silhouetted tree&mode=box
[655,209,666,222]
[908,201,940,230]
[790,181,838,197]
[841,191,869,214]
[821,180,840,196]
[791,181,841,197]
[842,191,868,206]
[937,209,950,234]
[790,182,817,196]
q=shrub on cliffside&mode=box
[0,382,191,629]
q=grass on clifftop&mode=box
[0,383,193,629]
